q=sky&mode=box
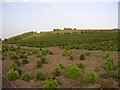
[1,0,119,39]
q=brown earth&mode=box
[2,44,119,88]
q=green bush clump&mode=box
[22,58,28,64]
[21,73,32,81]
[35,71,46,80]
[104,53,117,70]
[115,69,120,79]
[84,71,98,83]
[37,61,42,68]
[9,62,18,70]
[36,53,43,58]
[77,62,85,69]
[49,51,53,55]
[13,60,20,66]
[10,54,18,59]
[66,64,81,78]
[52,66,62,76]
[43,76,60,88]
[69,54,75,60]
[56,63,65,69]
[61,49,69,56]
[19,54,27,58]
[84,52,91,56]
[80,54,85,60]
[40,57,48,64]
[9,62,22,75]
[31,49,38,54]
[7,69,20,80]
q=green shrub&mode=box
[19,54,27,58]
[66,64,81,78]
[84,52,91,56]
[7,69,20,80]
[35,71,46,80]
[21,73,32,81]
[77,62,85,69]
[52,66,62,76]
[9,62,18,70]
[37,61,42,68]
[13,60,20,66]
[36,53,42,58]
[115,69,120,79]
[9,62,22,75]
[49,51,53,55]
[61,49,69,56]
[40,57,48,64]
[43,76,60,88]
[22,58,28,64]
[56,63,65,69]
[10,55,18,59]
[80,54,85,60]
[104,54,117,70]
[69,54,75,60]
[84,71,98,83]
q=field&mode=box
[2,30,120,88]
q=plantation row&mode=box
[2,45,120,88]
[3,31,119,51]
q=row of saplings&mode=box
[6,53,120,88]
[2,45,53,61]
[61,49,89,60]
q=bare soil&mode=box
[2,44,119,88]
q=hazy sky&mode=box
[1,0,119,39]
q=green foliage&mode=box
[35,71,46,80]
[3,31,119,51]
[77,62,85,69]
[13,60,20,66]
[69,54,75,60]
[104,53,117,70]
[84,71,98,83]
[19,54,27,58]
[40,57,48,64]
[43,76,60,88]
[66,64,81,78]
[7,69,20,80]
[49,51,53,55]
[52,66,62,76]
[10,54,18,59]
[115,69,120,79]
[80,54,85,60]
[9,62,18,70]
[21,73,32,81]
[36,53,43,58]
[37,61,42,68]
[84,52,91,56]
[61,49,69,56]
[22,58,28,64]
[9,62,22,75]
[56,63,65,69]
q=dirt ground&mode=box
[2,44,119,88]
